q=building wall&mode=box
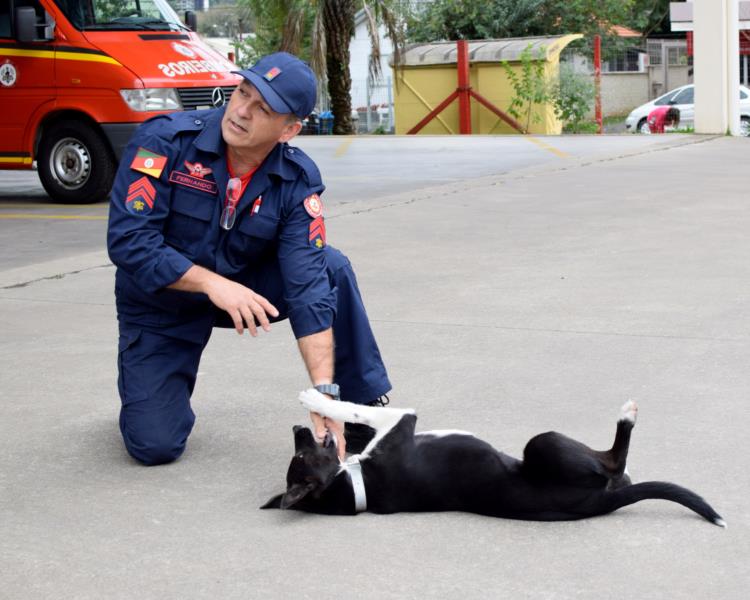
[349,18,392,109]
[600,73,649,116]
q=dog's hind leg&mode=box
[602,400,637,489]
[521,401,638,489]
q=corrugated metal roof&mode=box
[396,35,583,67]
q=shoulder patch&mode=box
[303,194,323,218]
[130,147,167,179]
[308,216,326,249]
[126,176,157,215]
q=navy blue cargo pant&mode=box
[117,246,391,466]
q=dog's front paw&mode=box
[619,400,638,424]
[299,388,329,414]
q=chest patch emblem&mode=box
[303,194,323,218]
[309,216,326,248]
[184,161,213,178]
[169,169,218,195]
[130,147,167,179]
[126,176,156,215]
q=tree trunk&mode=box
[322,0,355,134]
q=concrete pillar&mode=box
[693,0,741,134]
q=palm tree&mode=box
[244,0,406,134]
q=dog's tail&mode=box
[602,481,725,527]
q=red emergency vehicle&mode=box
[0,0,238,203]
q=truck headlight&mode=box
[120,88,182,112]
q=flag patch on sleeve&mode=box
[130,147,167,179]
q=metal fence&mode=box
[317,77,395,134]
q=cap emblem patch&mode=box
[264,67,281,81]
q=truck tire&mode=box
[38,120,116,204]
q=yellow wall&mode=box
[393,38,581,135]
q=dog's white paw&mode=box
[299,388,329,414]
[619,400,638,424]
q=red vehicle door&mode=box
[0,0,56,167]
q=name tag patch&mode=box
[169,170,218,195]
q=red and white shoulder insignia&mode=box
[303,194,323,218]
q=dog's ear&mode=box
[280,482,315,509]
[260,494,284,509]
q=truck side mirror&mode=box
[15,7,37,42]
[184,11,197,32]
[14,7,54,42]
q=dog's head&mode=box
[261,425,341,510]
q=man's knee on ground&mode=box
[123,429,187,466]
[120,411,192,466]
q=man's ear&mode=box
[260,494,284,509]
[278,119,302,144]
[280,482,315,509]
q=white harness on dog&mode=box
[345,456,367,513]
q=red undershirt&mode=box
[226,156,259,198]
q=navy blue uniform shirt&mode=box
[107,107,335,343]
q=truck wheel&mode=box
[38,120,116,204]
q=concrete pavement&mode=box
[1,135,748,599]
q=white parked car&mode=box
[625,84,750,136]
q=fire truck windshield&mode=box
[55,0,187,31]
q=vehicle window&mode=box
[54,0,184,31]
[654,89,681,106]
[0,0,10,38]
[673,87,694,104]
[741,90,748,100]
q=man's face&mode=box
[221,80,301,151]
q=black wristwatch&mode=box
[314,383,340,400]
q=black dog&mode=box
[262,390,724,526]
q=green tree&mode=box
[551,63,595,133]
[239,0,406,134]
[408,0,666,45]
[500,45,551,133]
[408,0,545,43]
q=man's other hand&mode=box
[204,277,279,335]
[309,410,346,460]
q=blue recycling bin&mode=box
[319,111,334,135]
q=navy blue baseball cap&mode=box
[233,52,317,118]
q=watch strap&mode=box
[314,383,340,400]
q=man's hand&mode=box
[168,265,278,335]
[309,410,346,460]
[204,277,278,335]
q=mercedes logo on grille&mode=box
[211,87,226,108]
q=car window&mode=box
[0,0,10,38]
[673,87,694,104]
[741,90,748,100]
[654,89,682,106]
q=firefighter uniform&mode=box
[107,104,391,465]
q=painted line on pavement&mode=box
[334,137,355,157]
[0,214,108,220]
[526,136,570,158]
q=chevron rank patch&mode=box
[130,147,167,179]
[303,194,323,218]
[126,176,156,215]
[309,216,326,248]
